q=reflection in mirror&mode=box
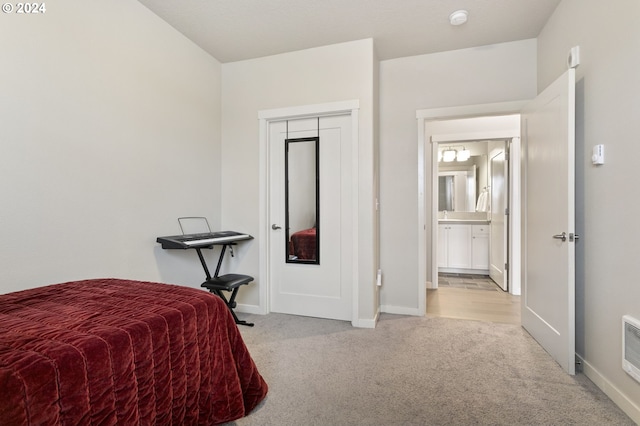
[438,151,488,212]
[285,137,319,264]
[438,175,454,211]
[438,167,476,212]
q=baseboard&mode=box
[236,304,379,328]
[577,354,640,424]
[380,305,423,317]
[353,317,377,329]
[439,268,489,275]
[235,303,265,315]
[353,308,379,328]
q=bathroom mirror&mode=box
[438,151,488,212]
[438,175,455,211]
[285,137,319,264]
[438,169,476,212]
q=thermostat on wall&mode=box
[592,144,604,165]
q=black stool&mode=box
[201,273,254,327]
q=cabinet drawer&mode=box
[472,225,489,236]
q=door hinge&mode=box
[505,262,509,271]
[505,207,509,216]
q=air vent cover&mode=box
[622,315,640,383]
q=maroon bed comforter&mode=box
[290,227,316,260]
[0,278,268,425]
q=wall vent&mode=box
[622,315,640,383]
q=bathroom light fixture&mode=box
[449,10,468,26]
[442,148,457,162]
[456,148,470,161]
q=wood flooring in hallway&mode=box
[426,273,521,325]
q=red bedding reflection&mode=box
[290,227,316,260]
[0,278,267,425]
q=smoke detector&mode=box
[449,10,468,26]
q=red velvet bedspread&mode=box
[290,227,316,260]
[0,278,267,425]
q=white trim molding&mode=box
[416,100,529,120]
[259,100,360,120]
[258,100,362,326]
[235,303,263,316]
[381,304,423,317]
[416,100,528,315]
[352,308,379,329]
[577,354,640,424]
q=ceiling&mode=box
[137,0,561,63]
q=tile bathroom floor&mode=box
[437,273,503,291]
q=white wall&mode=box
[537,0,640,420]
[0,0,222,293]
[221,39,379,321]
[379,40,537,311]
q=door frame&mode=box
[417,101,527,315]
[430,135,518,290]
[258,100,360,324]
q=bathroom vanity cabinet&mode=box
[471,225,489,270]
[438,222,489,273]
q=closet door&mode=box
[269,115,353,321]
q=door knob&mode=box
[272,224,282,230]
[552,232,567,242]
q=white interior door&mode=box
[489,146,508,291]
[521,69,576,374]
[269,115,352,321]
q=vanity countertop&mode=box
[438,219,490,225]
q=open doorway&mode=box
[429,138,520,324]
[416,102,527,319]
[435,140,493,277]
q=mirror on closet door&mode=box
[285,137,319,264]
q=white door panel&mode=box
[522,69,576,374]
[269,115,352,321]
[489,147,508,291]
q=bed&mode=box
[290,227,317,260]
[0,278,268,425]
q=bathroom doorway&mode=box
[429,119,520,294]
[426,139,521,325]
[435,139,508,287]
[430,135,520,323]
[416,104,525,318]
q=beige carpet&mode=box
[226,313,634,426]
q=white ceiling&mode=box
[137,0,561,63]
